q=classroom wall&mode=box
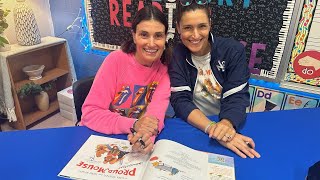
[49,0,105,79]
[48,1,319,114]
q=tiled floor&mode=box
[0,111,75,132]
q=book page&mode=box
[207,153,235,180]
[58,135,149,180]
[142,139,208,180]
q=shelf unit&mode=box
[14,68,68,90]
[5,37,73,130]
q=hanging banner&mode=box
[284,0,320,87]
[84,0,297,79]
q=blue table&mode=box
[0,108,319,180]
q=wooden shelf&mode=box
[15,68,68,91]
[4,37,73,130]
[24,100,59,126]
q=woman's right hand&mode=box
[128,130,154,154]
[217,133,261,159]
[134,115,159,136]
[207,119,236,142]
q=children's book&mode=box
[58,135,235,180]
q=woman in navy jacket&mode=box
[169,0,260,158]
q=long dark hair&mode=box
[176,1,211,26]
[121,5,171,65]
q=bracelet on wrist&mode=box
[133,119,138,130]
[204,121,216,134]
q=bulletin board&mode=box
[282,0,320,94]
[84,0,297,80]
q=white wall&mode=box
[2,0,54,44]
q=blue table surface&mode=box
[0,108,319,180]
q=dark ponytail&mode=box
[161,39,174,65]
[121,39,135,54]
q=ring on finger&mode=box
[225,134,232,139]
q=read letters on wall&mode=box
[85,0,296,80]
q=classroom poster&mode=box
[284,0,320,87]
[84,0,297,79]
[252,88,285,112]
[283,94,319,110]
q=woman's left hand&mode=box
[135,115,159,136]
[217,133,261,158]
[208,119,236,142]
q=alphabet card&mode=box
[249,86,256,105]
[252,88,285,112]
[283,94,319,110]
[247,86,256,112]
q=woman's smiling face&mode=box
[132,20,167,67]
[177,9,211,56]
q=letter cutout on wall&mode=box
[84,0,298,80]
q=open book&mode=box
[58,135,235,180]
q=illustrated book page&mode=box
[58,135,149,180]
[207,153,235,180]
[58,135,235,180]
[141,139,235,180]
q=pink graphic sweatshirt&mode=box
[81,50,170,141]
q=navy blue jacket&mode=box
[168,35,250,130]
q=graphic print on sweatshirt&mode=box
[132,85,147,106]
[110,82,159,119]
[145,82,158,103]
[112,85,132,106]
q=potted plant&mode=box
[18,82,49,111]
[0,0,10,51]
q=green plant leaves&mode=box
[18,82,43,99]
[0,35,8,47]
[0,1,10,33]
[42,81,54,91]
[18,81,55,98]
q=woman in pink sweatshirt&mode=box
[81,5,171,154]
